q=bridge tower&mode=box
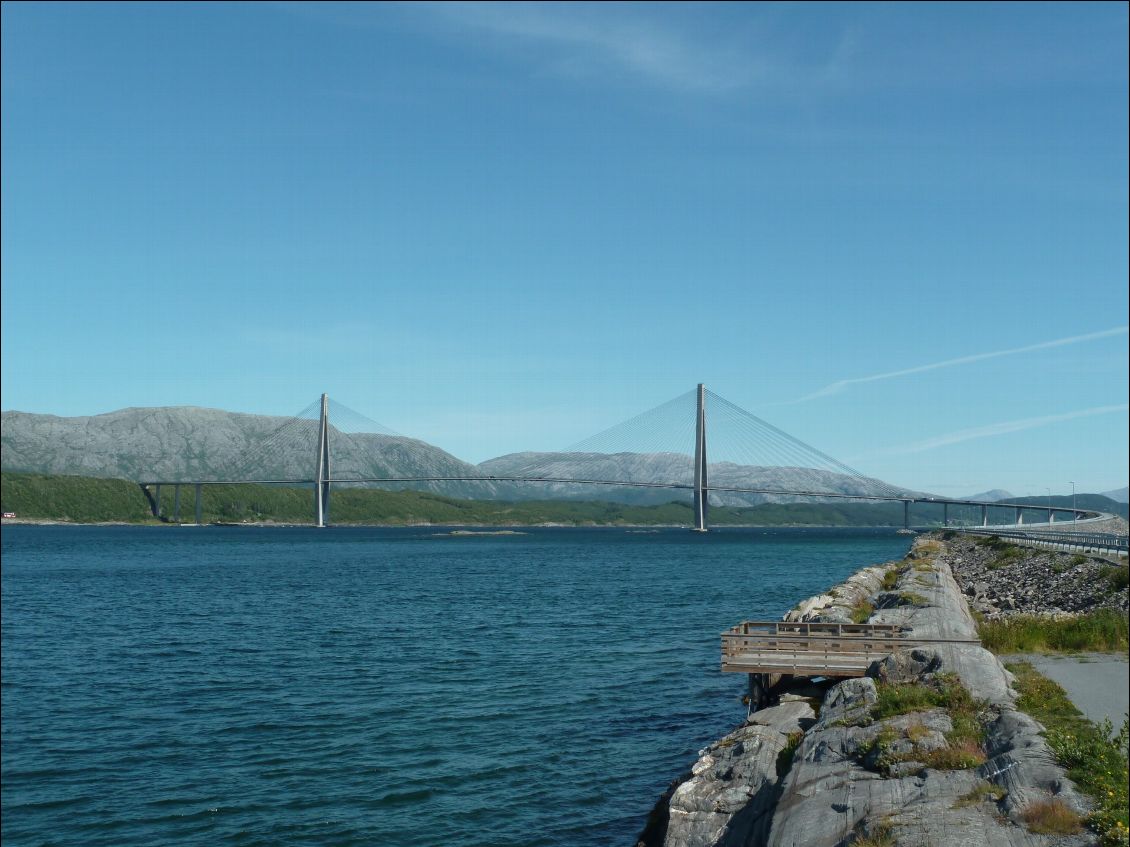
[314,393,331,528]
[693,383,709,532]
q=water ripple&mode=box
[2,525,909,846]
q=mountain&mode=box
[1100,486,1129,504]
[477,451,923,506]
[993,493,1129,520]
[1,407,503,499]
[2,406,921,507]
[963,489,1014,502]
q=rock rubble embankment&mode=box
[941,533,1129,619]
[642,536,1095,847]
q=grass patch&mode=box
[919,738,987,770]
[849,819,895,847]
[775,730,805,779]
[976,535,1027,570]
[1020,797,1084,835]
[979,610,1129,653]
[881,567,902,591]
[1007,661,1129,845]
[897,591,930,607]
[953,780,1008,808]
[1103,565,1129,593]
[851,599,875,624]
[873,673,978,720]
[1070,554,1088,566]
[867,674,990,773]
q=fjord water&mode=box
[2,526,911,846]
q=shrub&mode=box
[1103,565,1129,593]
[1021,798,1084,835]
[979,610,1129,653]
[851,599,875,624]
[920,738,987,769]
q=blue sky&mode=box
[2,2,1127,495]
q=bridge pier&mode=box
[943,502,949,527]
[692,383,708,532]
[173,485,181,522]
[154,484,162,518]
[1017,508,1024,525]
[903,500,910,529]
[314,393,331,527]
[195,484,203,524]
[981,504,988,527]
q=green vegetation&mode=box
[897,591,930,607]
[1070,554,1089,566]
[873,673,978,721]
[975,535,1026,570]
[864,674,990,774]
[992,548,1023,569]
[0,471,967,528]
[881,567,902,591]
[0,473,156,523]
[848,819,895,847]
[1007,661,1128,846]
[775,730,805,779]
[1103,565,1130,593]
[851,599,875,624]
[977,610,1129,654]
[953,780,1008,808]
[1020,798,1085,836]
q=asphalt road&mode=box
[1005,652,1130,726]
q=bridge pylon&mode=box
[693,383,709,532]
[314,393,331,527]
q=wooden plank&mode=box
[720,619,982,678]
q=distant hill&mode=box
[1101,486,1129,504]
[477,452,923,506]
[0,471,940,527]
[0,407,503,500]
[2,406,923,508]
[963,489,1014,502]
[993,492,1129,521]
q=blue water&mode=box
[1,526,911,846]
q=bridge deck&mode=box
[721,620,980,677]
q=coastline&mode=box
[639,533,1125,847]
[0,517,919,530]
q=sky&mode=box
[2,2,1127,497]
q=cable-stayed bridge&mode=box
[139,385,1098,530]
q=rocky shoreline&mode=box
[639,534,1101,847]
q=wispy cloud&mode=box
[413,2,855,94]
[874,404,1129,457]
[795,326,1129,403]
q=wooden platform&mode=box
[721,620,980,678]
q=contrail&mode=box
[878,404,1129,456]
[795,326,1128,403]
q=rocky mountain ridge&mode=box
[6,405,918,506]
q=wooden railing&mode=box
[721,620,980,677]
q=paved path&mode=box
[1004,652,1130,726]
